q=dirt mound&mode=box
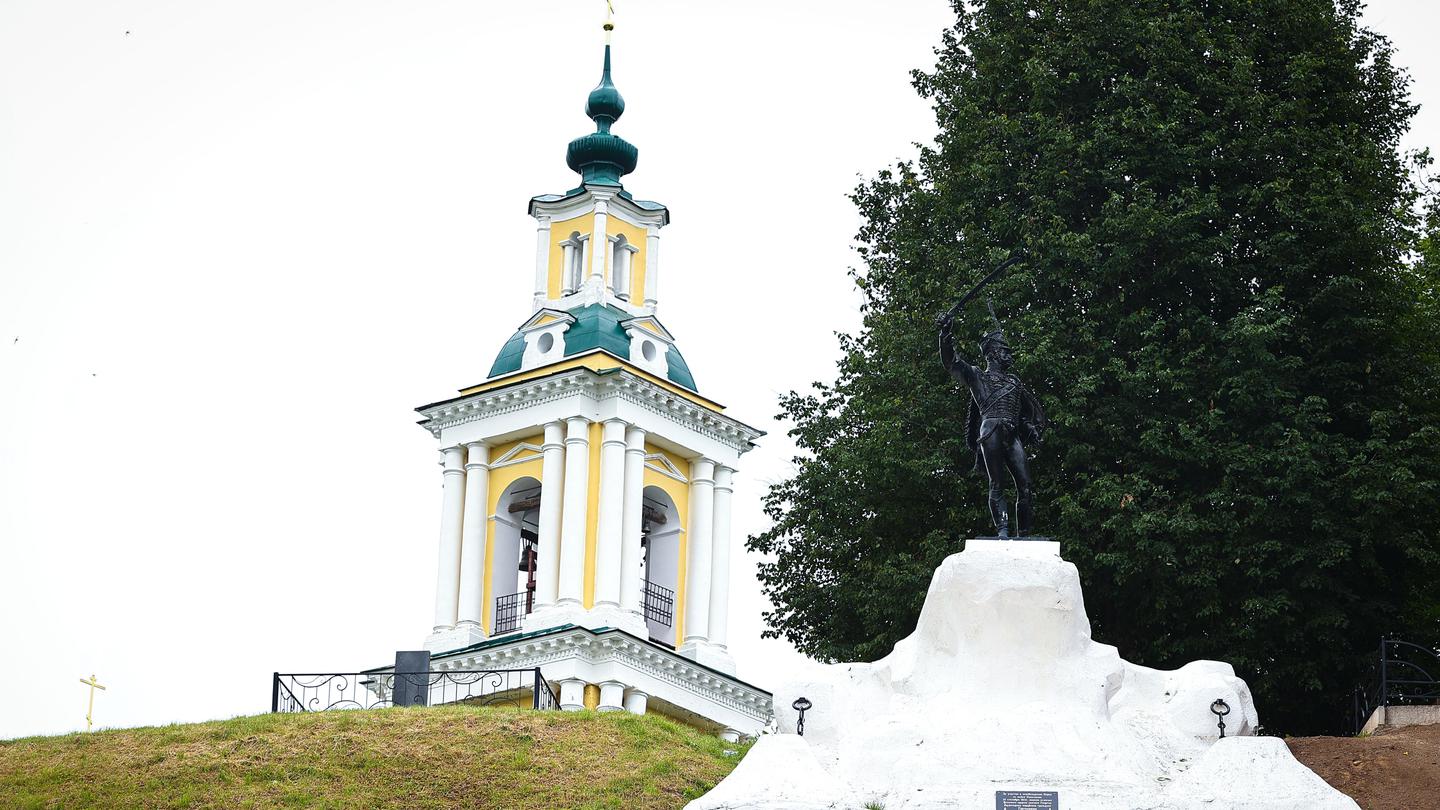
[1287,723,1440,810]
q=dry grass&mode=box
[0,705,747,809]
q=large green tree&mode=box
[750,0,1440,735]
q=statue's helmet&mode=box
[980,329,1011,354]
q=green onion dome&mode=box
[584,45,625,125]
[565,45,638,186]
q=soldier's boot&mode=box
[988,484,1009,538]
[1015,485,1034,537]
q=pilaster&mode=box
[644,226,660,309]
[532,215,551,310]
[590,200,609,285]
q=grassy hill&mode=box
[0,706,746,809]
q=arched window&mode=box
[491,477,542,635]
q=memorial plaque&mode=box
[995,790,1059,810]
[392,650,431,707]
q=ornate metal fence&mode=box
[643,580,674,628]
[494,591,530,635]
[1350,639,1440,734]
[271,668,559,713]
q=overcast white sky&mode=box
[2,1,1436,740]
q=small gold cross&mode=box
[79,674,106,732]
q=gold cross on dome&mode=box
[79,673,106,732]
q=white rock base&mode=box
[688,541,1356,810]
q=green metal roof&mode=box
[487,304,699,392]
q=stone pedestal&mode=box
[687,540,1356,810]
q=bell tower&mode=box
[408,19,770,736]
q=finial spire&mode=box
[586,44,624,132]
[564,4,638,186]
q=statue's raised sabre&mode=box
[937,264,1046,538]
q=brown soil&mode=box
[1287,724,1440,810]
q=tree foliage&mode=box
[749,0,1440,735]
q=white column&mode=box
[623,689,648,715]
[644,227,660,308]
[431,446,466,631]
[456,442,491,629]
[557,416,592,605]
[594,419,627,608]
[707,465,735,649]
[598,680,626,712]
[560,242,577,295]
[682,458,716,647]
[613,243,633,299]
[535,421,566,608]
[618,426,647,613]
[558,678,586,712]
[533,215,551,307]
[590,200,609,283]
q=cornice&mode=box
[529,187,668,230]
[427,626,773,722]
[417,367,765,452]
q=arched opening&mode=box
[490,476,541,636]
[640,486,682,646]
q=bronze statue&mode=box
[937,259,1046,538]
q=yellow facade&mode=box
[543,210,649,303]
[546,212,592,299]
[473,429,696,648]
[605,216,649,303]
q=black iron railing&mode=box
[1350,639,1440,733]
[643,580,674,628]
[494,590,531,635]
[271,668,559,713]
